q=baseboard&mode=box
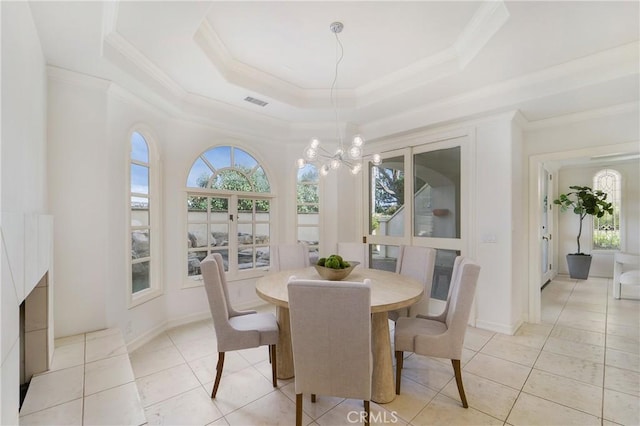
[475,318,522,335]
[126,321,168,353]
[125,301,270,352]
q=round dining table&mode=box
[255,266,423,404]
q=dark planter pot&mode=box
[566,254,592,280]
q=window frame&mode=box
[185,145,275,286]
[591,168,622,252]
[296,163,321,264]
[127,128,163,308]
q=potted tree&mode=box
[553,185,613,279]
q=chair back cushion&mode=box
[201,253,262,351]
[337,242,369,268]
[444,259,481,342]
[287,278,372,400]
[271,243,310,272]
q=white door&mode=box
[541,167,555,286]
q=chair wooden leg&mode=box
[451,359,468,408]
[268,345,272,363]
[295,393,303,426]
[364,400,370,425]
[311,394,316,403]
[270,344,278,388]
[395,351,403,395]
[211,352,225,398]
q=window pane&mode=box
[187,250,208,278]
[203,146,231,170]
[255,224,270,244]
[238,199,254,221]
[131,164,149,194]
[297,227,319,248]
[238,224,253,245]
[370,156,405,237]
[188,224,208,248]
[297,183,319,206]
[132,260,150,293]
[238,247,255,270]
[131,197,149,226]
[413,147,461,238]
[187,158,212,188]
[132,230,150,259]
[593,169,621,250]
[233,148,258,170]
[298,164,318,182]
[210,197,228,213]
[210,224,229,247]
[431,249,460,300]
[256,246,270,267]
[370,244,398,272]
[297,213,319,225]
[187,195,207,212]
[252,167,271,193]
[212,170,251,191]
[256,199,270,215]
[131,132,149,163]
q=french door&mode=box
[364,136,469,300]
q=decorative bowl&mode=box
[313,261,360,281]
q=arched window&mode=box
[129,130,161,306]
[186,146,273,281]
[296,164,320,263]
[593,168,621,250]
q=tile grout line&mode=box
[502,277,578,424]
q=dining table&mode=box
[255,266,424,404]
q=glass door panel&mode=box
[413,147,460,239]
[369,155,406,237]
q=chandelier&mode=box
[296,22,381,176]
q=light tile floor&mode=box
[129,275,639,425]
[24,275,639,425]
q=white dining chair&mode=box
[388,245,436,320]
[287,277,372,426]
[337,242,369,268]
[201,253,279,398]
[613,252,640,299]
[394,257,481,408]
[270,243,310,271]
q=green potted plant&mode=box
[553,185,613,279]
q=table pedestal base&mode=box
[371,312,396,403]
[276,306,294,379]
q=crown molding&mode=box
[193,1,508,109]
[47,66,112,91]
[103,32,186,99]
[359,41,639,140]
[525,101,639,131]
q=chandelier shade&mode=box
[296,22,381,176]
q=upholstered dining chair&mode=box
[337,242,369,268]
[388,245,436,321]
[200,253,279,398]
[394,257,480,408]
[287,278,372,426]
[270,243,310,272]
[613,252,640,299]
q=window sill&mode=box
[128,287,163,308]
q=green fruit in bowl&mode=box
[317,254,351,269]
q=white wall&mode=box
[1,3,49,424]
